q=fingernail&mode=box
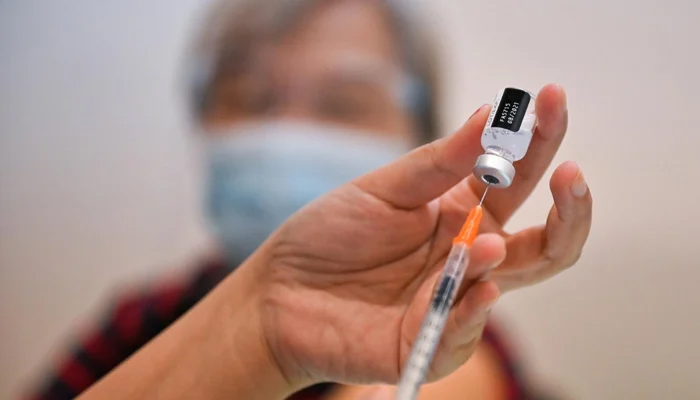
[570,168,588,198]
[555,83,568,113]
[468,103,489,120]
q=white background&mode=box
[2,0,700,398]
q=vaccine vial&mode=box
[473,87,536,188]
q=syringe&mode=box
[395,186,490,400]
[396,87,537,400]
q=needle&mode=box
[479,183,491,206]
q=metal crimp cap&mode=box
[473,153,515,188]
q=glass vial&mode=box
[473,87,536,188]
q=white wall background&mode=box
[1,0,699,398]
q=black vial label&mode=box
[432,277,456,312]
[491,88,531,132]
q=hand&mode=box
[254,84,592,390]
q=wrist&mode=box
[213,254,298,399]
[79,252,296,399]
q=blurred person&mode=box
[23,0,591,399]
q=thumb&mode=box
[353,104,490,210]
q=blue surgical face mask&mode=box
[203,121,411,263]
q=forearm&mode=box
[79,261,292,400]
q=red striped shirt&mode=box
[24,258,539,399]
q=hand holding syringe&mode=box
[396,88,537,400]
[395,189,490,400]
[66,85,590,400]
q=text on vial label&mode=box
[491,88,531,132]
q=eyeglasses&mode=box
[204,59,419,133]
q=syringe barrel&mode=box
[431,243,469,314]
[396,243,470,400]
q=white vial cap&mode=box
[473,153,515,188]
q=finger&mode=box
[545,161,592,256]
[422,236,503,341]
[468,83,569,224]
[449,280,499,336]
[435,280,498,375]
[495,161,592,291]
[358,385,395,400]
[403,235,502,354]
[428,233,506,305]
[462,233,507,282]
[354,104,490,210]
[426,233,506,304]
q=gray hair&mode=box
[186,0,441,143]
